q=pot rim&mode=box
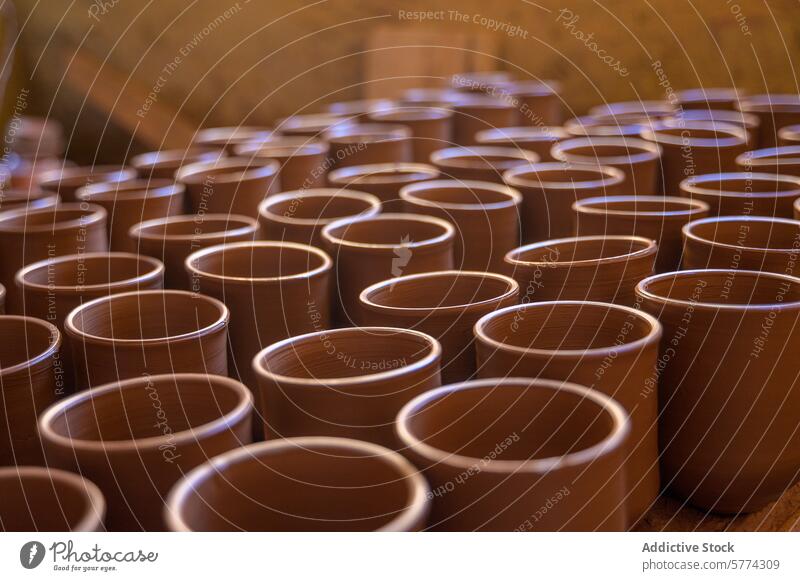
[589,100,674,118]
[430,146,541,167]
[738,93,800,113]
[395,377,630,474]
[326,98,396,116]
[193,126,274,146]
[573,195,710,218]
[564,115,646,137]
[175,157,279,185]
[359,270,519,315]
[682,215,800,254]
[737,146,800,167]
[0,315,61,377]
[778,124,800,142]
[676,87,742,104]
[327,162,440,185]
[128,213,259,242]
[275,112,355,133]
[76,179,185,202]
[37,165,137,189]
[551,136,663,165]
[368,106,453,122]
[232,141,328,159]
[679,172,800,200]
[0,202,107,234]
[129,148,223,171]
[39,373,253,454]
[258,188,381,227]
[505,235,657,268]
[640,120,747,147]
[325,123,412,142]
[503,161,625,190]
[675,109,760,129]
[399,179,523,211]
[475,125,569,143]
[185,240,332,284]
[321,212,455,251]
[164,436,430,532]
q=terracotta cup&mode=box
[165,436,430,531]
[396,377,630,531]
[590,100,675,121]
[325,123,413,168]
[640,121,748,194]
[0,187,59,214]
[673,109,760,147]
[475,126,569,161]
[430,146,540,184]
[778,124,800,146]
[40,373,252,530]
[498,80,562,126]
[38,165,137,202]
[359,271,518,383]
[234,138,329,190]
[0,466,105,531]
[368,106,453,163]
[4,156,73,191]
[257,188,381,247]
[636,269,800,513]
[275,112,356,138]
[76,179,185,251]
[738,93,800,147]
[128,213,260,288]
[321,213,455,323]
[0,203,108,311]
[399,179,522,272]
[474,301,662,523]
[65,289,229,390]
[129,148,223,180]
[6,115,65,159]
[192,126,273,153]
[506,235,656,306]
[0,316,62,465]
[676,88,742,111]
[736,145,800,178]
[679,172,800,218]
[253,327,441,447]
[327,162,439,212]
[326,98,395,119]
[451,95,518,145]
[682,215,800,275]
[573,195,710,272]
[551,137,662,195]
[565,115,651,138]
[503,162,625,243]
[175,157,280,218]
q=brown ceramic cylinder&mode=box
[503,162,625,242]
[565,115,649,138]
[326,98,395,119]
[676,88,742,111]
[0,466,105,531]
[128,213,259,289]
[573,195,710,272]
[359,271,518,383]
[38,165,137,202]
[399,179,522,272]
[396,377,630,531]
[451,95,518,145]
[65,290,229,390]
[326,162,439,212]
[275,112,355,138]
[165,436,430,531]
[192,126,273,153]
[673,109,760,147]
[736,146,800,178]
[5,156,73,191]
[325,124,413,168]
[129,148,223,180]
[368,106,453,163]
[506,235,656,306]
[738,94,800,147]
[431,146,539,184]
[234,139,329,190]
[679,172,800,218]
[257,188,381,247]
[636,269,800,513]
[590,100,675,121]
[0,316,62,465]
[40,373,252,530]
[0,187,59,214]
[474,301,662,523]
[475,126,569,161]
[6,115,64,159]
[778,124,800,146]
[321,213,455,323]
[175,157,280,218]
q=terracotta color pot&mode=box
[503,162,625,242]
[451,95,518,145]
[679,172,800,218]
[40,373,252,530]
[38,165,137,202]
[474,301,661,523]
[506,235,656,306]
[590,100,675,121]
[0,316,62,465]
[193,126,273,153]
[257,188,381,247]
[0,203,108,311]
[275,112,355,138]
[325,123,413,168]
[368,106,453,163]
[129,148,223,180]
[321,213,455,323]
[326,162,439,212]
[497,80,562,126]
[451,71,512,92]
[4,156,74,191]
[128,213,260,289]
[778,124,800,146]
[676,88,742,111]
[0,187,59,214]
[475,126,569,161]
[396,377,630,531]
[165,436,429,531]
[640,121,748,194]
[738,94,800,147]
[573,195,710,272]
[551,137,662,195]
[0,466,105,531]
[431,145,539,184]
[736,146,800,178]
[672,109,760,147]
[234,138,329,190]
[565,115,649,138]
[326,98,395,119]
[253,327,440,446]
[76,179,185,251]
[65,290,229,390]
[6,115,65,159]
[636,269,800,513]
[359,271,518,383]
[399,179,522,271]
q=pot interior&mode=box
[265,194,375,222]
[406,185,513,206]
[0,472,94,531]
[579,198,701,215]
[642,271,800,305]
[136,216,254,239]
[327,217,447,246]
[688,219,800,250]
[331,167,436,184]
[191,244,326,278]
[22,255,158,288]
[510,167,614,184]
[365,273,514,310]
[436,153,529,170]
[559,143,651,159]
[688,177,800,194]
[0,318,55,369]
[511,237,650,264]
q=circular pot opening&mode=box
[508,236,654,264]
[189,243,329,280]
[402,181,519,209]
[19,253,162,290]
[324,215,451,248]
[575,196,708,217]
[328,163,439,185]
[131,215,258,240]
[0,317,58,371]
[639,270,800,305]
[686,217,800,251]
[262,191,378,223]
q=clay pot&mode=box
[738,94,800,147]
[165,436,430,531]
[326,162,439,212]
[551,137,662,195]
[573,195,710,272]
[38,165,137,202]
[65,290,229,390]
[321,213,455,323]
[76,179,185,251]
[0,466,105,531]
[128,213,260,289]
[676,88,742,111]
[503,162,625,242]
[6,116,65,159]
[234,138,329,190]
[672,109,760,146]
[3,155,74,191]
[275,112,355,138]
[778,124,800,146]
[368,106,453,163]
[475,126,569,161]
[40,373,252,530]
[257,188,381,247]
[497,80,562,126]
[474,301,661,523]
[193,126,273,153]
[564,115,649,138]
[0,203,108,311]
[636,269,800,513]
[505,235,656,306]
[0,316,62,465]
[679,172,800,218]
[129,148,223,180]
[399,179,522,271]
[0,187,59,214]
[431,145,539,184]
[325,124,413,168]
[326,98,395,119]
[640,121,748,194]
[359,271,518,383]
[736,146,800,178]
[396,377,630,531]
[682,215,800,274]
[451,95,518,145]
[590,100,674,121]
